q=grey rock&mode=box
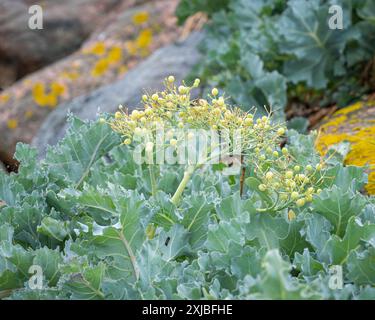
[32,32,203,156]
[0,0,127,88]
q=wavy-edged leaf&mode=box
[91,192,145,281]
[312,185,366,237]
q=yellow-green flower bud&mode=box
[291,191,299,200]
[168,75,175,83]
[212,88,219,96]
[258,184,267,192]
[277,127,286,136]
[285,171,294,179]
[296,198,306,207]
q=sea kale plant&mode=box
[0,78,375,300]
[107,77,325,210]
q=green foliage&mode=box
[176,0,375,117]
[0,117,374,299]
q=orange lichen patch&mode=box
[132,11,149,25]
[7,119,18,129]
[316,101,375,195]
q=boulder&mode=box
[315,98,375,195]
[0,0,135,88]
[0,0,184,165]
[32,32,203,155]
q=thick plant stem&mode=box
[171,165,195,205]
[149,164,157,196]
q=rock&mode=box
[315,98,375,195]
[32,32,203,155]
[0,0,185,166]
[0,0,132,88]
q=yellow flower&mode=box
[132,11,149,25]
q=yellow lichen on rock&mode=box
[83,42,106,56]
[136,29,153,50]
[32,82,66,108]
[316,100,375,195]
[132,11,149,25]
[7,119,18,129]
[0,93,10,104]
